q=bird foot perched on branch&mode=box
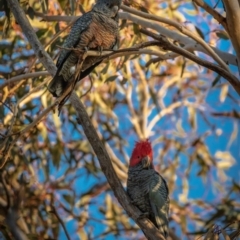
[97,46,103,56]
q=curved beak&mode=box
[142,156,152,169]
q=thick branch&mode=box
[5,209,28,240]
[72,92,166,239]
[8,0,166,239]
[1,174,28,240]
[7,0,57,76]
[121,5,229,72]
[140,29,240,95]
[222,0,240,72]
[33,11,238,66]
[57,43,240,95]
[192,0,228,32]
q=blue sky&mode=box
[1,0,239,239]
[53,1,240,237]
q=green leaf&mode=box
[120,77,128,85]
[180,59,186,78]
[101,62,110,75]
[133,23,140,35]
[54,22,60,33]
[58,0,68,11]
[104,75,118,83]
[63,194,74,205]
[50,139,63,169]
[26,7,35,20]
[70,0,75,15]
[216,30,229,40]
[139,6,149,13]
[195,26,205,40]
[36,29,48,39]
[212,74,221,87]
[27,233,40,240]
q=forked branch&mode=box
[7,0,167,239]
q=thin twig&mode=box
[140,29,240,95]
[70,92,166,240]
[121,5,230,72]
[32,11,238,66]
[192,0,228,32]
[0,71,49,90]
[5,0,168,228]
[26,19,76,74]
[0,78,50,166]
[57,45,139,56]
[1,172,10,209]
[79,75,93,99]
[0,173,28,240]
[0,102,56,168]
[34,10,76,22]
[50,205,71,240]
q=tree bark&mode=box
[7,0,166,239]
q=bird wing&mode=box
[56,12,93,69]
[48,12,94,97]
[148,173,169,237]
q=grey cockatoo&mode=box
[48,0,122,98]
[127,139,170,238]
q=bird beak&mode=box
[142,156,151,169]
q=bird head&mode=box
[93,0,122,18]
[129,139,153,168]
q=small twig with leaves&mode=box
[32,10,238,66]
[0,172,28,240]
[192,0,228,32]
[49,204,71,240]
[140,29,240,95]
[121,5,230,72]
[0,71,49,91]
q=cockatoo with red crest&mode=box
[127,139,169,238]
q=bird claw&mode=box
[82,47,88,59]
[98,46,103,56]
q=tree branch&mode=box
[0,71,49,90]
[222,0,240,73]
[121,5,230,72]
[32,11,238,66]
[50,205,71,240]
[55,42,240,94]
[7,0,167,239]
[0,173,28,240]
[140,29,240,95]
[71,92,167,240]
[192,0,228,32]
[7,1,57,76]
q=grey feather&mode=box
[48,0,122,97]
[127,163,169,238]
[56,13,93,68]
